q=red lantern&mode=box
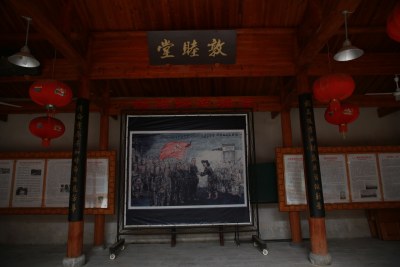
[387,2,400,42]
[313,73,355,111]
[29,116,65,147]
[324,103,359,137]
[29,80,73,109]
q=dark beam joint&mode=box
[377,107,400,118]
[280,77,297,111]
[0,114,8,122]
[271,112,280,119]
[297,0,323,50]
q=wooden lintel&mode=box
[0,96,281,115]
[2,95,397,115]
[0,101,99,115]
[109,96,282,115]
[91,84,110,112]
[89,28,297,79]
[300,95,400,109]
[279,77,297,111]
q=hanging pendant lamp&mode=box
[334,11,364,62]
[8,16,40,68]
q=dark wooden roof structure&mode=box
[1,0,400,117]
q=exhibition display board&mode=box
[0,151,116,215]
[276,146,400,212]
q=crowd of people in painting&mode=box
[131,157,244,207]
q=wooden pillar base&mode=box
[94,214,106,248]
[308,217,331,266]
[289,211,303,243]
[67,221,84,258]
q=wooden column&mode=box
[281,109,303,244]
[64,77,90,267]
[94,87,110,248]
[297,74,331,265]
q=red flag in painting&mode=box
[159,141,191,160]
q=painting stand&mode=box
[109,238,125,260]
[109,112,267,260]
[252,235,269,255]
[171,227,177,247]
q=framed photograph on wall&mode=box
[121,113,253,228]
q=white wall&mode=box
[0,113,101,152]
[292,108,400,147]
[0,108,399,245]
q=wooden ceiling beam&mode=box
[0,96,282,115]
[309,53,400,76]
[296,0,363,67]
[7,0,86,70]
[0,59,80,82]
[1,94,399,115]
[1,53,399,83]
[295,95,400,109]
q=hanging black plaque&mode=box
[147,30,236,65]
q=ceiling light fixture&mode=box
[8,16,40,68]
[365,74,400,101]
[334,10,364,62]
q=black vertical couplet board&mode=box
[68,98,90,222]
[298,94,325,218]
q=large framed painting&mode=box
[121,113,253,228]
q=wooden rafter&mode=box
[296,0,363,67]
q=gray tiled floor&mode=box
[1,238,400,267]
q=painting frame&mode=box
[121,113,253,228]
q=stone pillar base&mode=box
[62,254,86,267]
[309,252,332,266]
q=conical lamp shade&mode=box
[8,45,40,68]
[333,39,364,61]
